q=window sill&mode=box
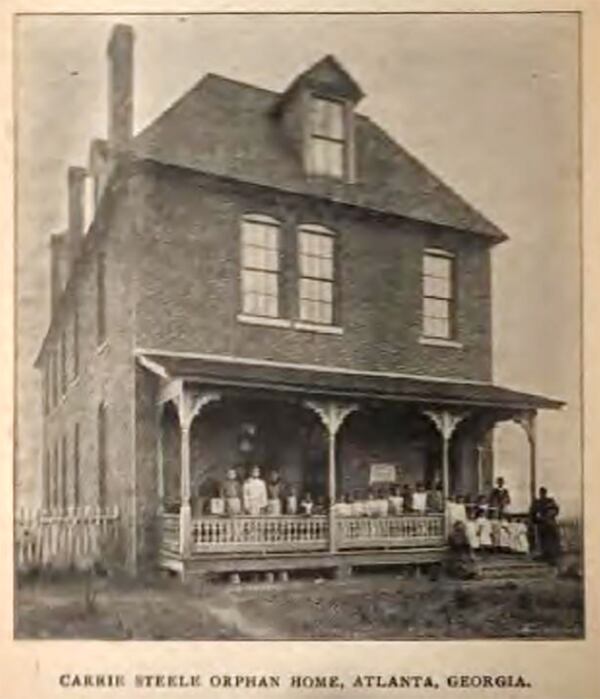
[293,321,344,335]
[419,336,463,349]
[237,314,292,329]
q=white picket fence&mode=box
[14,505,120,572]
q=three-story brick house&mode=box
[35,24,561,577]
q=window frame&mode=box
[96,252,106,346]
[308,94,348,179]
[421,247,456,341]
[239,214,282,320]
[297,223,337,327]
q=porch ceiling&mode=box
[136,350,563,411]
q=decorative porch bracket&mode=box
[513,409,538,503]
[305,400,358,553]
[157,380,221,559]
[424,409,469,537]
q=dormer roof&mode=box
[275,55,365,111]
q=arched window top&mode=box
[241,212,281,227]
[298,222,336,236]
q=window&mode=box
[43,361,49,415]
[422,249,454,339]
[60,331,67,396]
[240,215,280,318]
[96,253,106,344]
[73,306,79,379]
[51,352,58,408]
[52,442,59,509]
[61,435,68,510]
[44,450,51,510]
[97,403,107,508]
[298,224,335,325]
[73,423,80,507]
[309,97,346,178]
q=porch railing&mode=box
[180,514,445,555]
[337,515,444,549]
[191,516,328,554]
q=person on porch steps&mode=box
[243,466,268,516]
[220,468,242,516]
[489,476,511,515]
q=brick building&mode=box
[35,24,561,576]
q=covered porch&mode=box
[137,351,562,579]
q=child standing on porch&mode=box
[220,468,242,516]
[476,508,493,554]
[243,466,268,516]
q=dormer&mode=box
[275,55,364,183]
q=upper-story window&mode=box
[422,249,455,340]
[60,330,67,396]
[73,306,79,379]
[298,224,335,325]
[308,97,346,179]
[240,214,281,318]
[97,252,106,345]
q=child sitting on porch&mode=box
[351,490,366,517]
[489,508,503,552]
[498,513,513,551]
[333,495,351,518]
[388,485,404,516]
[300,492,314,516]
[401,483,413,513]
[374,488,389,517]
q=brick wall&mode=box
[135,165,493,382]
[40,170,138,570]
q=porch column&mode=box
[305,400,358,554]
[514,410,538,504]
[173,386,221,560]
[156,404,165,515]
[424,410,468,534]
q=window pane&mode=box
[424,275,451,299]
[241,218,280,316]
[311,98,344,139]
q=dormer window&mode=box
[308,96,346,179]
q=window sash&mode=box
[298,229,335,324]
[422,252,454,339]
[241,217,281,318]
[311,97,345,140]
[310,137,344,178]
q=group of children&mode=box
[449,504,530,555]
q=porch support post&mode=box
[514,410,538,504]
[156,404,165,515]
[424,410,468,536]
[174,386,221,560]
[305,400,358,554]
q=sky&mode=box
[16,12,581,514]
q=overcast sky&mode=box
[16,12,581,513]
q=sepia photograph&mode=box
[14,11,583,642]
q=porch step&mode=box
[477,556,554,580]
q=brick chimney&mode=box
[107,24,134,151]
[50,233,69,314]
[67,166,86,267]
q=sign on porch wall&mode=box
[369,463,398,484]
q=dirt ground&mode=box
[15,570,583,640]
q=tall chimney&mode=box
[50,233,69,314]
[107,24,134,150]
[67,166,86,267]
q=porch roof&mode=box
[136,350,564,411]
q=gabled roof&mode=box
[276,54,365,106]
[133,66,506,241]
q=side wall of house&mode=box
[40,170,138,570]
[134,167,493,382]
